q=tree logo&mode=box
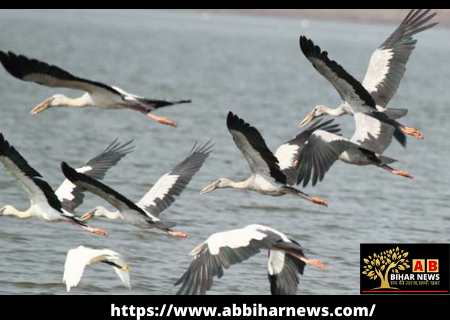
[362,246,410,290]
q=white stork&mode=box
[61,141,212,238]
[175,224,326,295]
[294,113,414,187]
[200,112,328,207]
[298,9,438,142]
[0,51,191,127]
[0,134,134,236]
[63,246,131,292]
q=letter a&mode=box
[413,260,424,272]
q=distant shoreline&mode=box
[187,9,448,26]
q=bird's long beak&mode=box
[299,110,316,128]
[200,181,218,195]
[30,98,51,115]
[79,209,96,222]
[121,266,132,272]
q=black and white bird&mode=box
[61,142,212,238]
[0,134,134,236]
[175,224,326,295]
[200,112,328,207]
[295,113,413,187]
[0,51,191,127]
[298,9,438,141]
[56,139,134,213]
[63,246,131,292]
[274,118,341,185]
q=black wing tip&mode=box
[299,35,323,58]
[191,139,214,156]
[0,51,35,77]
[107,138,135,154]
[0,133,9,156]
[61,161,79,182]
[226,111,236,126]
[226,111,247,132]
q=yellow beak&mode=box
[79,209,96,222]
[299,110,316,128]
[121,266,132,272]
[30,98,51,115]
[200,181,218,195]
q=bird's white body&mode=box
[201,112,328,206]
[63,246,131,292]
[0,51,191,126]
[298,10,436,143]
[244,175,284,196]
[68,142,212,238]
[177,224,326,295]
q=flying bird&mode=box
[61,141,212,238]
[56,138,134,213]
[63,246,131,292]
[200,112,328,207]
[298,9,438,142]
[295,113,414,187]
[0,133,118,236]
[175,224,326,295]
[0,51,191,127]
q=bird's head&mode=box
[299,105,328,128]
[200,179,232,194]
[30,94,66,115]
[121,266,132,272]
[0,205,16,216]
[79,206,106,221]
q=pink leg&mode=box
[379,164,414,180]
[167,229,189,239]
[69,221,109,237]
[147,113,177,127]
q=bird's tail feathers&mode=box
[383,108,408,120]
[137,97,191,109]
[377,154,397,165]
[152,219,178,230]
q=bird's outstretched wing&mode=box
[227,112,286,184]
[296,131,351,187]
[136,141,212,217]
[299,36,376,113]
[56,139,134,212]
[0,51,120,95]
[0,133,62,213]
[362,9,438,107]
[175,225,284,295]
[275,119,340,185]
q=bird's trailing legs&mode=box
[286,251,328,270]
[147,112,177,127]
[378,164,414,179]
[401,126,424,139]
[69,220,109,237]
[282,186,328,207]
[393,120,424,139]
[298,256,328,270]
[167,229,189,239]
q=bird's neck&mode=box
[2,206,33,219]
[98,209,123,220]
[327,105,348,117]
[227,179,251,190]
[55,93,93,108]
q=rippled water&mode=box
[0,9,448,295]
